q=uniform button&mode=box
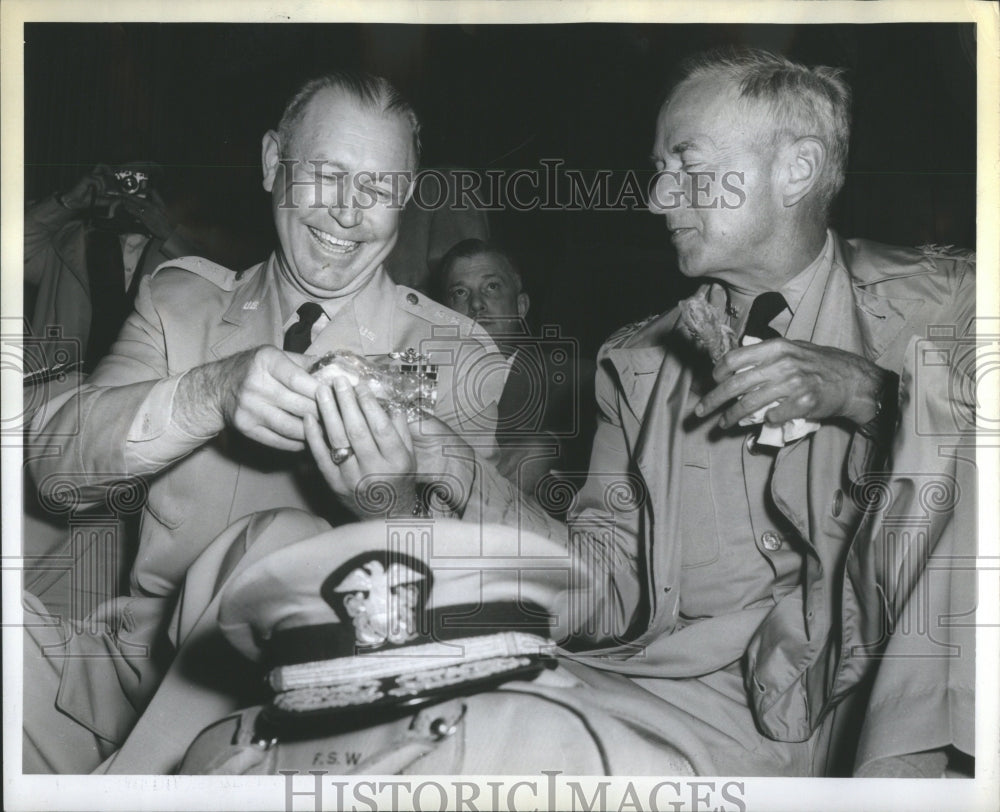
[406,292,419,305]
[430,717,457,738]
[832,489,844,517]
[760,531,782,551]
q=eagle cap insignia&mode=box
[321,553,432,649]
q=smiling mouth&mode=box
[308,226,360,254]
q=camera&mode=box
[5,323,82,436]
[913,318,997,437]
[112,168,150,196]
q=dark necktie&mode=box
[283,301,325,352]
[84,228,128,372]
[743,291,788,341]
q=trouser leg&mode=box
[21,593,113,774]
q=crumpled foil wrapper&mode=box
[309,350,437,422]
[678,289,737,363]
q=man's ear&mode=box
[261,130,281,193]
[780,136,825,207]
[517,292,530,318]
[400,172,416,208]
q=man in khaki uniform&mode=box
[554,48,976,775]
[23,72,516,772]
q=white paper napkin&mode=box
[736,336,820,447]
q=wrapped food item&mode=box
[309,350,437,422]
[678,290,819,448]
[678,289,737,363]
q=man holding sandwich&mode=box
[554,47,976,775]
[22,71,529,772]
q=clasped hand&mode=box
[303,381,477,517]
[694,338,883,429]
[304,377,417,518]
[210,346,477,517]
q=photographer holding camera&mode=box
[23,73,562,774]
[22,163,212,627]
[24,163,205,377]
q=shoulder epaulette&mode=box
[150,256,247,291]
[604,314,658,348]
[916,243,975,263]
[397,286,481,333]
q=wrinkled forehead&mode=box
[655,76,773,151]
[290,89,418,171]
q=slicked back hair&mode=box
[276,71,422,167]
[674,47,851,218]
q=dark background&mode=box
[24,23,976,358]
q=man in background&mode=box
[438,238,596,501]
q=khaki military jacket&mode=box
[28,255,504,596]
[566,233,976,743]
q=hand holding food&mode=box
[678,289,737,363]
[309,350,437,422]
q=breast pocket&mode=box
[680,458,720,568]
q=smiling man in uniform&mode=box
[24,72,512,772]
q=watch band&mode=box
[857,370,899,442]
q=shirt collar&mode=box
[725,229,835,338]
[779,229,834,316]
[275,256,375,329]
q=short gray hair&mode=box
[277,71,422,166]
[675,48,851,217]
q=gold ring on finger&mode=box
[331,446,354,466]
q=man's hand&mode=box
[694,338,887,429]
[175,345,320,450]
[408,413,477,514]
[56,165,117,211]
[116,190,174,241]
[304,378,416,517]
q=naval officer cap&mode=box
[217,518,588,732]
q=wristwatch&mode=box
[857,370,899,442]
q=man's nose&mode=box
[648,170,686,215]
[327,198,363,228]
[468,294,487,314]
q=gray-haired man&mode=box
[559,47,975,775]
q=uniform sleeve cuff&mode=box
[125,372,217,468]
